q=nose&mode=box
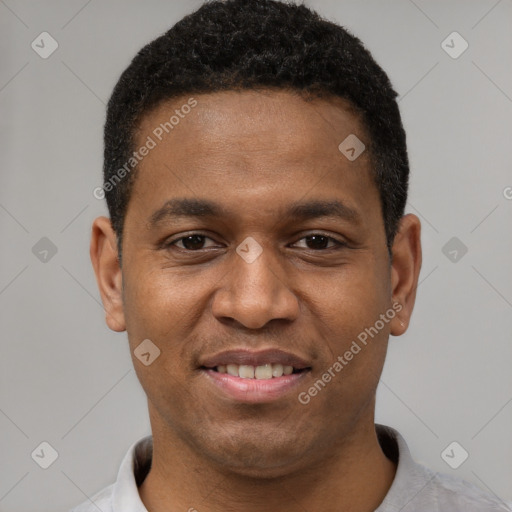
[211,243,299,329]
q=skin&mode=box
[90,89,422,512]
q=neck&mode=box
[139,412,397,512]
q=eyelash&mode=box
[163,232,347,251]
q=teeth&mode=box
[215,363,297,379]
[254,363,272,379]
[272,363,284,377]
[239,365,255,378]
[226,364,238,377]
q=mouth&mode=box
[198,349,312,403]
[201,363,308,379]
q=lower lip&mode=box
[200,368,310,403]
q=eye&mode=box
[292,234,346,250]
[163,232,346,252]
[168,234,219,251]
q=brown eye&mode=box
[292,234,344,250]
[304,235,330,250]
[169,234,218,251]
[180,235,206,250]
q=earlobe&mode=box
[89,216,126,332]
[388,214,422,337]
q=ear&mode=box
[89,216,126,332]
[389,214,422,336]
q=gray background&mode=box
[1,1,511,511]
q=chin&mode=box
[195,432,312,479]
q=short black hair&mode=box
[102,0,409,264]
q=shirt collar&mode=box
[374,424,437,511]
[110,424,428,512]
[112,435,152,512]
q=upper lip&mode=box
[199,348,311,370]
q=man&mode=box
[75,0,511,510]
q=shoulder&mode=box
[67,435,152,512]
[68,483,114,512]
[428,471,512,511]
[375,425,512,512]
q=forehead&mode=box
[128,89,378,227]
[136,89,368,164]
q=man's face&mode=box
[99,90,410,476]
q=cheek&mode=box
[122,272,198,409]
[124,268,202,343]
[308,258,391,382]
[319,258,390,329]
[122,267,217,397]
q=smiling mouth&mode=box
[201,363,310,379]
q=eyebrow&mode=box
[148,197,361,229]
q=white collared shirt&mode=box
[70,424,512,512]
